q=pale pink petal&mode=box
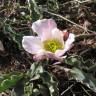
[46,52,64,61]
[32,19,57,41]
[55,49,66,57]
[22,36,43,54]
[63,33,75,53]
[46,52,60,60]
[65,33,75,45]
[33,51,61,61]
[33,52,46,61]
[55,33,75,57]
[51,28,64,44]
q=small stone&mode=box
[0,40,4,51]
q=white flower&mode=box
[22,19,75,61]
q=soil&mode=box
[0,0,96,96]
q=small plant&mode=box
[0,0,96,96]
[22,19,75,61]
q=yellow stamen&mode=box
[43,39,64,53]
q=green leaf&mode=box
[29,62,44,78]
[69,68,85,81]
[65,56,80,66]
[27,62,59,96]
[24,83,35,96]
[3,24,22,48]
[69,68,96,92]
[27,0,42,22]
[0,72,23,92]
[3,24,31,49]
[40,72,59,96]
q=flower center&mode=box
[43,39,64,53]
